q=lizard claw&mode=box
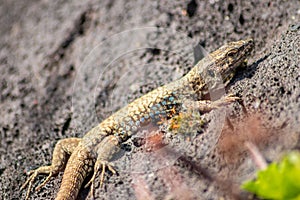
[21,166,54,200]
[86,160,116,199]
[222,93,240,103]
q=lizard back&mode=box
[83,38,254,145]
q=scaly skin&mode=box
[21,39,254,200]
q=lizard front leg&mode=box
[21,138,81,200]
[183,94,239,113]
[168,94,239,133]
[85,135,120,198]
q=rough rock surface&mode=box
[0,0,299,199]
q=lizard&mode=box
[21,38,254,200]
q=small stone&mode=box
[289,24,300,32]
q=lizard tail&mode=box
[55,145,93,200]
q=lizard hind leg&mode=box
[21,138,81,200]
[84,135,120,198]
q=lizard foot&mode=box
[203,93,240,110]
[20,138,81,199]
[85,160,116,199]
[220,93,240,104]
[183,93,240,113]
[20,166,55,200]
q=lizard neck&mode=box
[181,58,211,98]
[182,57,230,99]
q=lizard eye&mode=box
[227,51,236,58]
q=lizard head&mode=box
[184,39,254,96]
[208,38,254,83]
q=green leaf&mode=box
[241,151,300,200]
